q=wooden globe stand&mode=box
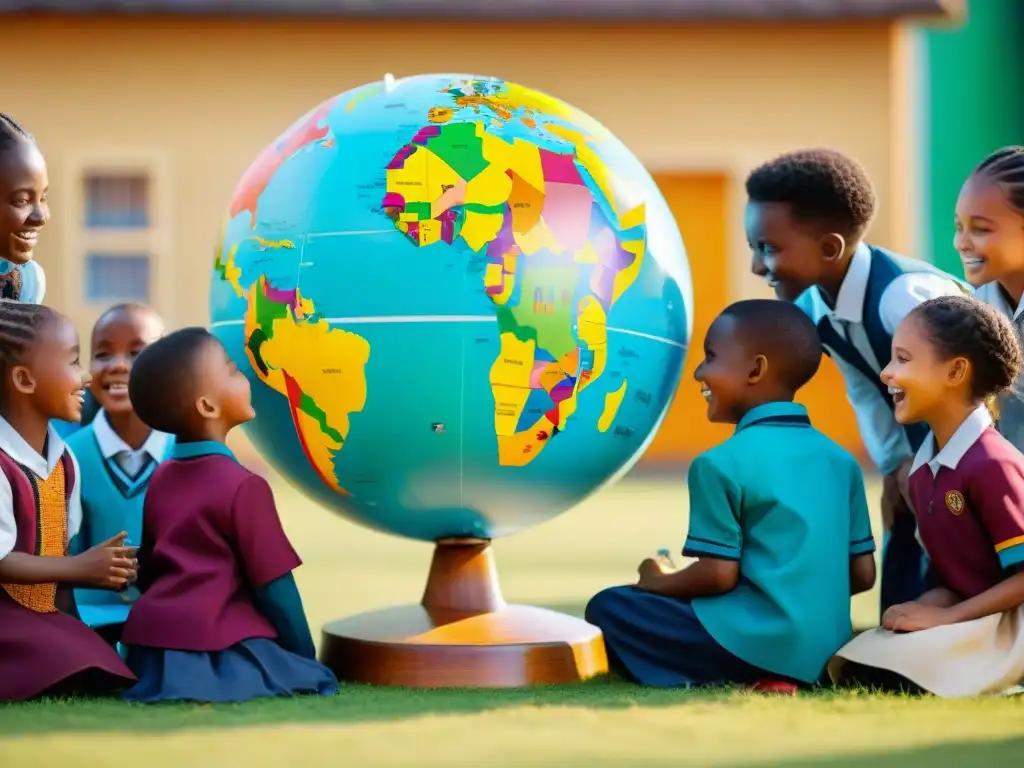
[319,537,608,687]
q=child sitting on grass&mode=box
[831,296,1024,697]
[69,303,173,648]
[119,327,337,703]
[585,299,876,690]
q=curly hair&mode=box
[909,295,1021,402]
[745,148,877,238]
[973,146,1024,217]
[723,298,822,393]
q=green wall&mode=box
[918,0,1024,274]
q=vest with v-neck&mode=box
[67,423,174,627]
[808,246,967,454]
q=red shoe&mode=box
[750,679,799,695]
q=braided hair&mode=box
[973,146,1024,217]
[0,113,33,156]
[909,295,1022,405]
[0,299,59,383]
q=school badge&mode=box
[945,490,965,515]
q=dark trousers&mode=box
[880,513,928,615]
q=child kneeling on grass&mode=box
[586,299,876,690]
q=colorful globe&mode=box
[209,74,693,542]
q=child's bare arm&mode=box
[636,556,739,598]
[0,534,136,589]
[0,551,84,584]
[849,553,876,595]
[914,587,960,608]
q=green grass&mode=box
[3,474,1024,767]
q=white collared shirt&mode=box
[798,243,967,476]
[92,410,170,478]
[0,259,45,304]
[911,405,993,477]
[972,280,1024,452]
[974,280,1024,323]
[0,416,82,560]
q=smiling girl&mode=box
[955,146,1024,450]
[831,295,1024,697]
[0,115,47,303]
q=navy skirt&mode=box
[585,586,776,688]
[122,638,338,703]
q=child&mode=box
[120,327,337,702]
[0,300,137,700]
[830,295,1024,697]
[745,149,966,615]
[68,303,172,647]
[954,146,1024,449]
[585,300,876,689]
[0,114,47,304]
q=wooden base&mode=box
[319,538,608,688]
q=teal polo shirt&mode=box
[686,402,875,683]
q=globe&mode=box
[210,73,693,544]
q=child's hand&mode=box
[882,602,952,633]
[636,557,668,590]
[72,532,138,590]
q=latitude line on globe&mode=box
[208,316,686,349]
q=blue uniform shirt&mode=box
[685,402,875,683]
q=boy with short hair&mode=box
[585,300,876,689]
[744,149,966,613]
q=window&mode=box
[77,168,158,308]
[84,173,150,229]
[84,254,151,303]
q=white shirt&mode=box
[92,410,170,478]
[0,416,82,560]
[973,280,1024,323]
[0,259,45,304]
[798,243,967,476]
[910,404,992,477]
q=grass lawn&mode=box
[3,473,1024,766]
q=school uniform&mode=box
[830,406,1024,697]
[121,441,337,703]
[0,417,136,701]
[585,402,875,687]
[972,282,1024,450]
[0,258,45,303]
[67,411,173,637]
[796,243,966,613]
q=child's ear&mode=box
[820,233,846,262]
[947,357,970,387]
[749,354,768,384]
[195,396,220,421]
[10,365,35,395]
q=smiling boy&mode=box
[744,148,966,614]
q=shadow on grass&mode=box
[733,737,1024,767]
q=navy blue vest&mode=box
[815,247,964,454]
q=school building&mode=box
[2,0,1012,467]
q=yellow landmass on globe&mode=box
[598,380,628,433]
[243,278,370,496]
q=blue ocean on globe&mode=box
[209,73,693,542]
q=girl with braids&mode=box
[0,300,137,700]
[830,295,1024,697]
[955,146,1024,450]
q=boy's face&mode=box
[880,314,966,425]
[694,314,761,424]
[192,338,255,431]
[746,201,829,302]
[14,316,90,423]
[954,174,1024,288]
[0,141,48,265]
[90,308,164,417]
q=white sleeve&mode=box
[833,353,911,476]
[0,470,17,560]
[879,272,966,334]
[67,449,82,541]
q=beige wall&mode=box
[0,16,908,342]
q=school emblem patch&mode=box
[945,490,965,515]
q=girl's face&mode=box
[881,314,970,425]
[13,316,90,423]
[0,141,48,265]
[955,174,1024,288]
